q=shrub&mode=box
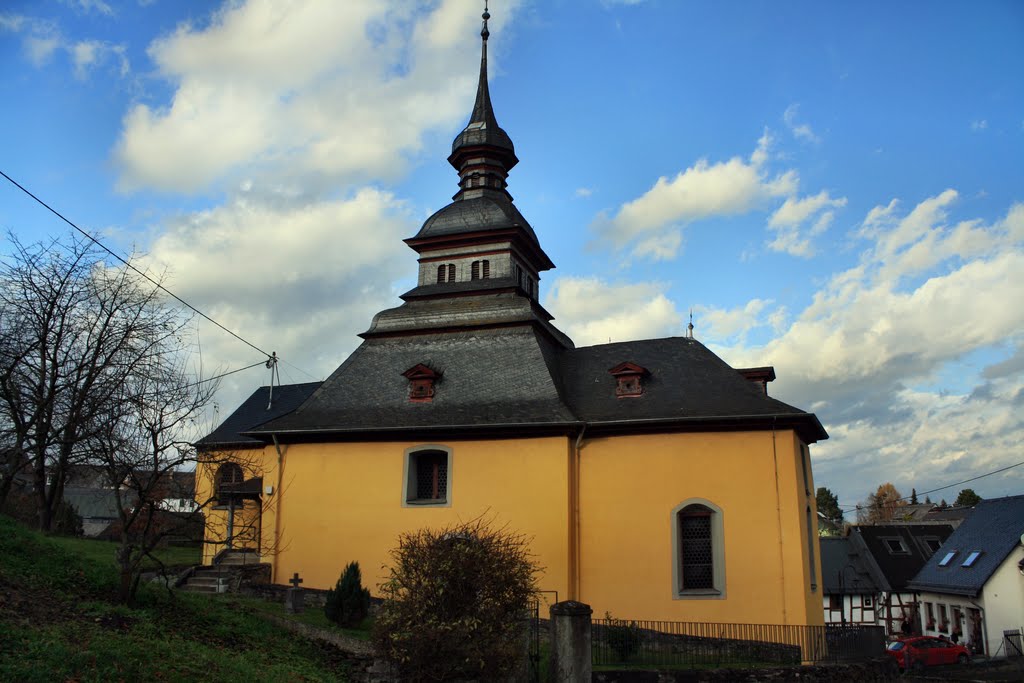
[604,612,641,662]
[324,561,370,628]
[372,517,538,682]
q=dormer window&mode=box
[609,362,650,398]
[436,264,456,283]
[402,364,441,402]
[471,260,490,280]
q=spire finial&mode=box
[687,309,694,339]
[482,1,490,41]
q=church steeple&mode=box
[448,2,518,201]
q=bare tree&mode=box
[89,345,218,604]
[0,234,202,532]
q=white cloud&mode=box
[141,187,416,400]
[574,187,594,198]
[0,14,26,31]
[591,133,798,260]
[63,0,114,16]
[705,195,1024,506]
[767,190,847,257]
[5,14,128,77]
[544,277,683,346]
[25,35,61,65]
[783,104,820,144]
[115,0,521,193]
[971,119,988,131]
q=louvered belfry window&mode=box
[678,505,714,590]
[415,452,448,501]
[471,260,480,280]
[481,259,490,278]
[436,265,446,283]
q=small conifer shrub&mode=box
[324,561,371,628]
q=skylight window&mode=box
[938,551,957,566]
[962,551,981,567]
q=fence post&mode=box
[549,600,592,683]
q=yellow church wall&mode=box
[577,430,824,626]
[260,436,571,599]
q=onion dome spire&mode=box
[448,1,518,200]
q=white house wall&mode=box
[980,546,1024,657]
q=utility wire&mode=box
[183,360,268,390]
[1,169,273,361]
[837,459,1024,510]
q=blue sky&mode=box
[1,0,1022,513]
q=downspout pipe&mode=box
[271,434,286,584]
[570,422,587,601]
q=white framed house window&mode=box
[671,498,726,599]
[403,446,452,507]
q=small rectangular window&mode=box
[405,449,450,506]
[884,538,909,554]
[938,551,957,566]
[962,551,981,567]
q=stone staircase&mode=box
[179,549,262,593]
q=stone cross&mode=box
[285,572,305,614]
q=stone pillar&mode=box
[549,600,592,683]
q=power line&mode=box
[837,459,1024,510]
[183,360,268,390]
[1,169,273,361]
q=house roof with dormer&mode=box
[908,495,1024,597]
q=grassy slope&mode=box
[0,515,349,682]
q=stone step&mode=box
[180,582,222,594]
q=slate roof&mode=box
[196,381,321,448]
[254,327,576,437]
[820,537,880,594]
[63,486,124,519]
[412,193,540,245]
[848,524,955,592]
[908,495,1024,597]
[233,332,827,443]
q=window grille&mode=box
[678,505,713,590]
[415,452,447,501]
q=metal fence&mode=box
[592,618,885,669]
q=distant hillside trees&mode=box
[856,482,906,524]
[815,487,844,533]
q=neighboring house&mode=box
[821,537,880,626]
[845,524,955,636]
[62,486,123,537]
[195,11,830,627]
[908,495,1024,657]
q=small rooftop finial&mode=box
[481,1,490,41]
[687,309,694,339]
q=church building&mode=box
[197,8,828,627]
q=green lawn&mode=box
[48,535,201,570]
[0,515,349,682]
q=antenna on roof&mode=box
[687,309,694,339]
[266,351,279,409]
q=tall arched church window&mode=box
[672,499,726,598]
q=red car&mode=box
[886,636,970,671]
